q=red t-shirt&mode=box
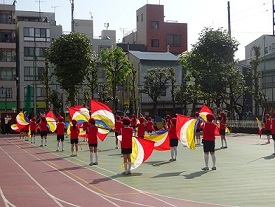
[130,118,137,127]
[203,122,216,141]
[271,118,275,134]
[137,123,145,137]
[70,125,79,139]
[56,122,65,135]
[115,120,123,134]
[87,125,98,144]
[265,119,271,130]
[146,121,154,131]
[23,124,30,131]
[40,121,48,131]
[121,127,133,149]
[168,124,177,139]
[219,117,226,130]
[82,121,88,131]
[30,121,36,131]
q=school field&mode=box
[0,132,274,207]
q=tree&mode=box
[248,46,264,117]
[84,51,98,103]
[180,27,239,113]
[46,32,92,106]
[100,47,132,113]
[168,67,176,115]
[141,68,171,115]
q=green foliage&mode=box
[46,32,92,105]
[85,51,98,101]
[141,68,171,114]
[100,47,132,112]
[180,27,242,111]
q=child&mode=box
[56,116,65,151]
[195,112,202,145]
[137,117,146,138]
[264,114,271,144]
[146,117,155,134]
[121,117,133,175]
[130,114,138,136]
[30,117,37,144]
[23,123,30,141]
[114,115,123,149]
[168,117,178,162]
[202,114,217,171]
[164,114,171,130]
[70,119,79,157]
[87,118,98,165]
[39,116,48,147]
[82,121,88,142]
[219,111,227,149]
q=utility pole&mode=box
[227,1,231,37]
[70,0,75,32]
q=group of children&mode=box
[19,110,231,174]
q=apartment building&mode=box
[0,3,16,112]
[123,4,188,55]
[15,10,62,114]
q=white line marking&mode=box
[0,187,16,207]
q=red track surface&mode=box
[0,137,224,207]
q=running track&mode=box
[0,136,226,207]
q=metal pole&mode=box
[227,1,231,37]
[71,0,75,32]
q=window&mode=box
[151,39,159,47]
[24,47,47,60]
[141,13,143,22]
[24,67,44,81]
[0,49,16,62]
[137,15,139,22]
[151,21,159,29]
[0,67,15,81]
[24,27,50,42]
[0,32,12,42]
[167,34,181,46]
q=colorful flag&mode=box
[176,114,196,150]
[45,111,57,132]
[68,106,90,124]
[144,130,170,151]
[12,111,29,132]
[199,104,214,121]
[90,100,115,141]
[256,117,263,138]
[117,136,155,170]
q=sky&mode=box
[14,0,272,60]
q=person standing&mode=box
[56,116,65,151]
[82,121,88,142]
[201,114,217,171]
[30,117,37,144]
[121,117,133,175]
[87,118,98,165]
[219,111,227,149]
[168,117,178,162]
[264,114,271,144]
[114,115,123,149]
[146,117,155,134]
[4,115,11,134]
[130,114,138,136]
[39,116,48,147]
[137,117,146,138]
[70,119,79,157]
